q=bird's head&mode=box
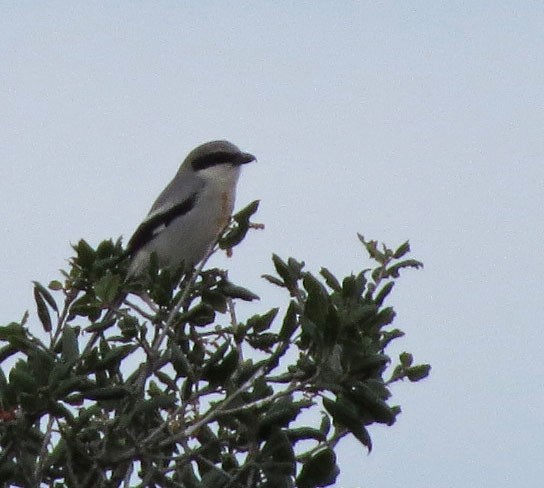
[187,140,256,173]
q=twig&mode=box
[217,382,300,416]
[52,289,77,346]
[226,297,243,358]
[34,415,55,483]
[124,298,156,321]
[187,365,265,439]
[148,364,267,451]
[132,246,215,393]
[122,461,134,488]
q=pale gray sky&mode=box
[2,2,543,486]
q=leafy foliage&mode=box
[0,202,429,487]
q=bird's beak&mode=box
[236,152,256,165]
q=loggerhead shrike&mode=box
[126,140,256,277]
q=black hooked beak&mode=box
[235,152,256,165]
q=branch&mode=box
[154,364,267,450]
[217,382,300,416]
[34,415,55,482]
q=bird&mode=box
[126,140,256,277]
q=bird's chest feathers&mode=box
[215,189,234,228]
[199,166,241,227]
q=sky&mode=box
[1,1,543,486]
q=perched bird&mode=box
[126,140,256,277]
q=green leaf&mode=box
[358,234,386,263]
[370,307,396,328]
[300,317,319,342]
[4,334,35,354]
[20,310,29,326]
[82,386,131,400]
[341,272,367,301]
[323,304,341,343]
[85,315,117,333]
[405,364,431,382]
[399,352,413,367]
[19,391,43,412]
[48,402,76,422]
[149,266,178,306]
[96,238,117,259]
[33,281,59,313]
[303,273,330,327]
[201,341,232,384]
[296,447,339,488]
[287,257,305,277]
[272,254,294,288]
[131,395,177,416]
[202,289,228,313]
[388,365,405,383]
[393,240,411,259]
[28,348,55,386]
[246,308,279,333]
[61,325,79,363]
[221,453,239,473]
[234,199,260,222]
[322,396,372,451]
[0,461,17,483]
[285,427,326,443]
[320,413,331,436]
[68,293,101,320]
[155,371,177,391]
[219,200,260,249]
[9,362,38,393]
[195,425,221,462]
[351,353,390,377]
[364,378,392,400]
[218,281,260,301]
[74,239,96,268]
[178,463,200,488]
[232,359,265,386]
[202,349,239,386]
[261,273,285,288]
[247,333,278,352]
[261,430,296,478]
[96,345,135,371]
[147,380,162,397]
[258,398,301,438]
[348,382,397,425]
[48,280,63,291]
[202,341,229,370]
[53,376,94,397]
[386,258,424,278]
[0,323,26,341]
[171,343,192,377]
[380,328,405,348]
[94,272,121,304]
[374,281,394,306]
[199,465,230,488]
[181,302,216,327]
[320,267,341,292]
[279,301,299,341]
[0,344,18,363]
[33,285,53,333]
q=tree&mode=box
[0,201,430,487]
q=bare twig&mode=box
[144,364,267,452]
[122,461,134,488]
[226,296,244,358]
[217,382,300,416]
[124,297,156,321]
[34,415,55,483]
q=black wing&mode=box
[126,192,199,256]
